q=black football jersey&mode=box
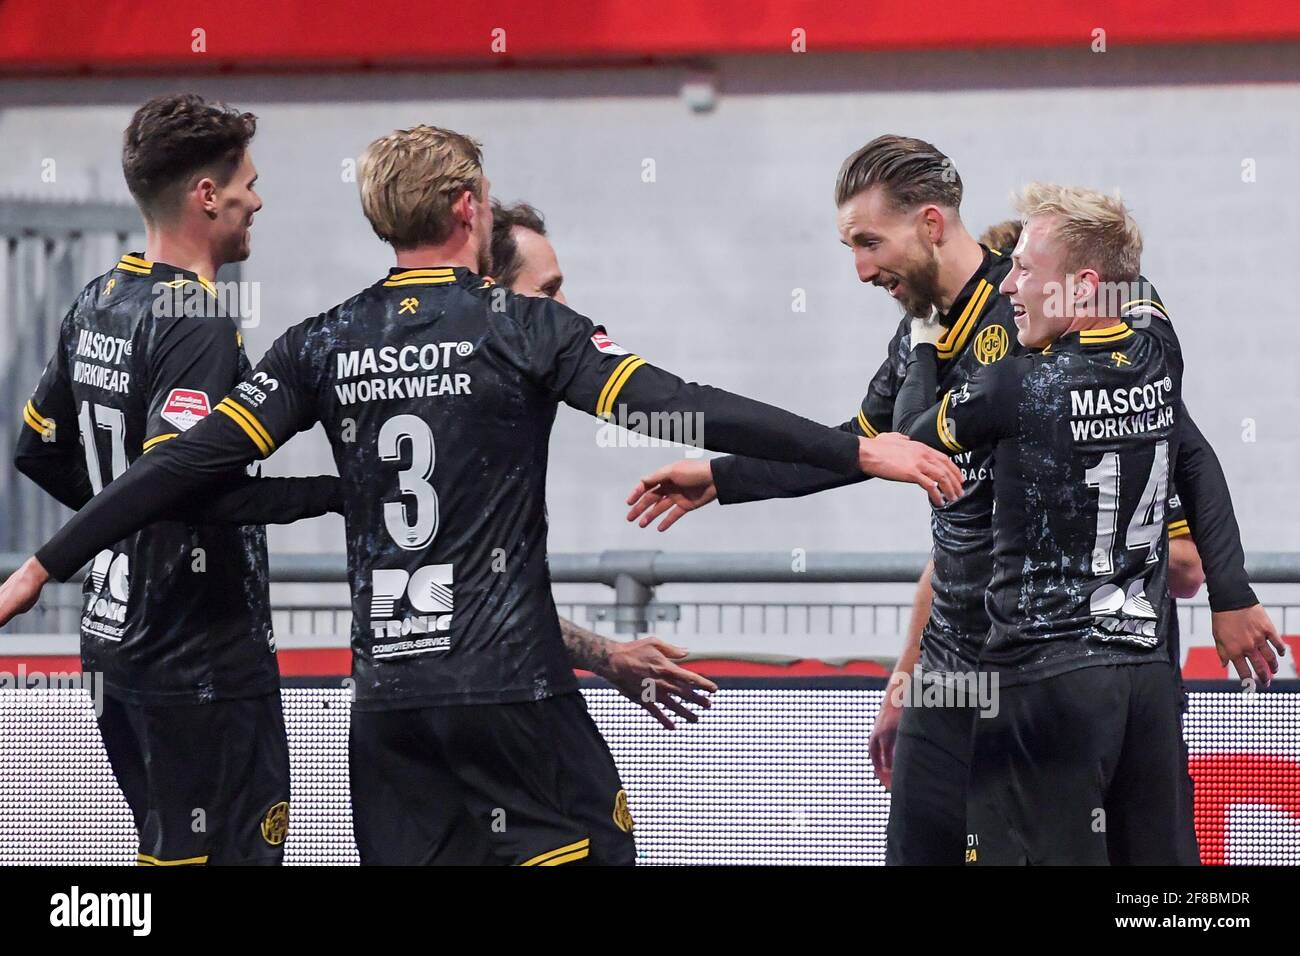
[15,254,277,704]
[900,315,1184,685]
[36,266,863,711]
[712,247,1017,673]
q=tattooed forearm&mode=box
[561,616,614,674]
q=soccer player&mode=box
[488,197,717,729]
[624,135,1281,864]
[0,125,962,866]
[13,94,343,865]
[892,184,1283,863]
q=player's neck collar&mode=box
[382,265,477,288]
[932,247,999,362]
[1052,321,1135,352]
[114,252,217,296]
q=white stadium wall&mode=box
[1,44,1296,577]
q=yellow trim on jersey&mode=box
[856,408,878,439]
[384,268,458,288]
[142,433,178,452]
[596,356,646,418]
[1168,519,1191,539]
[1121,297,1168,320]
[115,258,152,275]
[216,399,275,456]
[936,391,963,453]
[383,277,457,287]
[936,280,993,360]
[1079,323,1133,344]
[117,253,153,274]
[23,401,52,436]
[519,838,590,867]
[197,276,217,296]
[137,852,208,866]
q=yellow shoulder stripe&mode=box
[519,838,590,866]
[216,399,275,457]
[856,407,878,439]
[596,355,645,418]
[115,259,152,276]
[936,391,963,453]
[142,432,178,452]
[22,401,52,436]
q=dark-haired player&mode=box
[0,125,961,866]
[14,93,342,865]
[489,198,718,729]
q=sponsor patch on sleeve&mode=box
[160,388,211,431]
[590,329,629,356]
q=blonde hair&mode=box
[1014,183,1142,282]
[359,125,484,249]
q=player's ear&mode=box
[1074,269,1100,308]
[920,205,945,244]
[190,175,220,218]
[452,188,476,228]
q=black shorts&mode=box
[97,690,291,866]
[966,661,1196,866]
[886,698,977,866]
[349,691,636,866]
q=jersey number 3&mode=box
[379,414,439,550]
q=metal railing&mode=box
[4,551,1300,647]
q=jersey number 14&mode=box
[1084,440,1169,576]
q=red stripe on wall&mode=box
[1,1,1298,73]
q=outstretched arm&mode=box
[169,474,344,526]
[18,321,320,588]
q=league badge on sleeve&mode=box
[591,329,629,356]
[160,388,212,431]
